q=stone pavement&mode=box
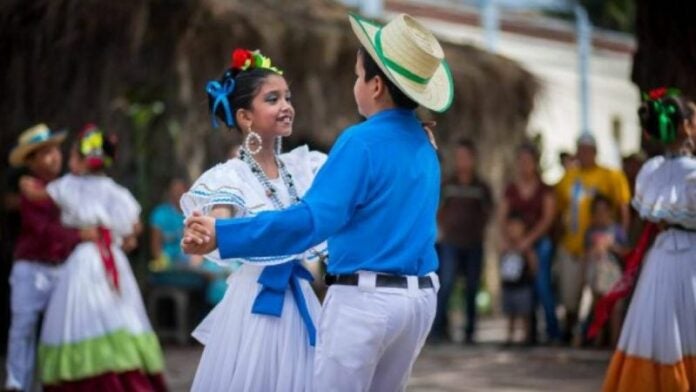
[0,319,609,391]
[162,317,611,391]
[163,343,609,391]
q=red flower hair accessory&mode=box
[643,86,681,101]
[229,48,282,74]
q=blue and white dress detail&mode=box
[180,145,327,392]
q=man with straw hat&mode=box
[4,124,97,392]
[183,12,453,390]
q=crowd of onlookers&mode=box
[0,131,641,350]
[431,134,640,347]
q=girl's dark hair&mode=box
[638,94,693,144]
[208,67,279,132]
[102,135,117,162]
[358,47,418,110]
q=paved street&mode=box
[162,317,610,391]
[162,343,609,391]
[0,318,609,391]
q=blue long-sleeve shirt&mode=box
[216,108,441,276]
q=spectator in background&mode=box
[554,134,630,343]
[150,177,189,269]
[149,177,232,306]
[499,213,537,346]
[559,151,577,173]
[584,194,628,346]
[432,139,493,344]
[498,143,560,344]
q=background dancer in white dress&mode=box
[22,124,167,391]
[182,48,327,392]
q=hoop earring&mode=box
[244,127,262,155]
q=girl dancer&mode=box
[181,49,327,391]
[602,88,696,391]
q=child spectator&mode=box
[500,213,537,345]
[585,193,628,345]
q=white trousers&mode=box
[314,272,439,392]
[5,260,64,391]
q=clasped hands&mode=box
[181,211,218,255]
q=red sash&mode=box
[96,227,119,292]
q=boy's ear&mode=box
[371,75,387,100]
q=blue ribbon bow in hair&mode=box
[206,78,236,128]
[251,261,317,346]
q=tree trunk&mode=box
[632,0,696,97]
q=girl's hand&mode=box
[182,211,216,255]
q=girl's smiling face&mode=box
[244,74,294,138]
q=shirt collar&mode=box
[366,108,416,122]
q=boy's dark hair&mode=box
[559,151,571,162]
[517,142,540,162]
[358,47,418,110]
[455,138,477,155]
[506,211,527,228]
[590,193,613,212]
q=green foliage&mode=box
[580,0,636,33]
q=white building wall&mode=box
[386,10,640,183]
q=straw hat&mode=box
[349,13,454,113]
[9,123,67,167]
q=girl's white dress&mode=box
[38,174,165,389]
[181,146,327,392]
[603,155,696,392]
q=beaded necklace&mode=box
[239,148,300,209]
[239,147,326,262]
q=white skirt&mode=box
[41,242,155,344]
[604,229,696,391]
[39,242,164,385]
[191,263,321,392]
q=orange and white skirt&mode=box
[603,229,696,392]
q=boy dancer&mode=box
[4,124,96,391]
[183,13,453,391]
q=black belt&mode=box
[324,273,434,289]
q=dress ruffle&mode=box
[631,156,696,229]
[180,145,328,267]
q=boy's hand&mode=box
[182,211,217,255]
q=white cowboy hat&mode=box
[349,12,454,113]
[9,123,67,167]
